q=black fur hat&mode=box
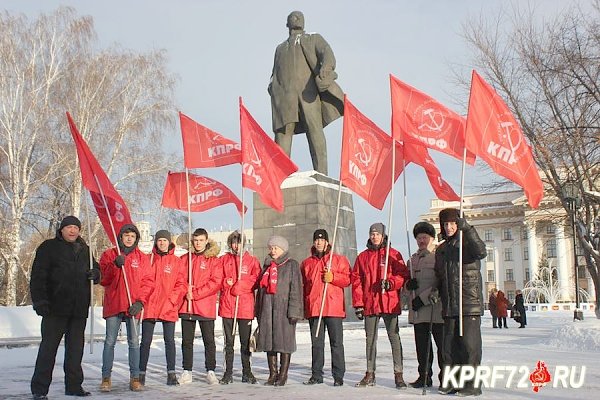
[413,222,436,239]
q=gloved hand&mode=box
[86,268,100,282]
[322,270,334,283]
[429,289,440,304]
[412,296,425,311]
[457,217,469,231]
[128,300,143,316]
[288,317,299,324]
[380,279,393,292]
[355,307,364,320]
[33,302,50,317]
[114,255,125,268]
[405,278,419,291]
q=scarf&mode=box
[260,257,288,294]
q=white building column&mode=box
[555,224,570,301]
[527,222,539,280]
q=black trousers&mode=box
[222,318,253,374]
[181,319,216,371]
[31,315,87,395]
[413,322,444,382]
[308,316,345,380]
[441,316,482,388]
[140,320,177,373]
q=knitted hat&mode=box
[369,222,385,235]
[59,215,81,230]
[267,235,289,252]
[413,221,436,238]
[154,229,171,244]
[439,208,460,223]
[313,229,329,242]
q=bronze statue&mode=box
[268,11,344,176]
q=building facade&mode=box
[420,190,594,306]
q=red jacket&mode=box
[496,291,511,317]
[351,239,409,316]
[143,245,187,322]
[100,246,154,319]
[218,251,261,319]
[178,241,222,319]
[301,247,351,318]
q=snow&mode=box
[0,307,599,399]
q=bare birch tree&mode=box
[461,1,600,315]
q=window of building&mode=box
[523,247,529,260]
[487,270,495,282]
[521,228,528,240]
[507,290,515,303]
[486,249,494,262]
[506,269,514,281]
[546,238,557,258]
[525,268,530,281]
[484,229,493,242]
[504,248,513,261]
[502,227,513,240]
[546,225,556,234]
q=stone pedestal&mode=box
[253,171,358,318]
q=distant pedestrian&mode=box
[496,290,510,329]
[489,288,499,328]
[30,216,100,400]
[514,289,527,328]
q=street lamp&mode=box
[562,181,583,321]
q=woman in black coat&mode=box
[255,235,303,387]
[514,290,527,328]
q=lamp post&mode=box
[563,181,583,321]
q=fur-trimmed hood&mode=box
[191,238,220,258]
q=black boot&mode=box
[264,352,278,386]
[138,373,146,386]
[242,356,257,384]
[274,353,290,386]
[167,372,179,386]
[219,372,233,385]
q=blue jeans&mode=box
[140,320,176,373]
[102,314,140,378]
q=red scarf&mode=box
[260,258,288,294]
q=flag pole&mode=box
[185,168,193,314]
[315,179,343,337]
[84,198,94,354]
[382,138,396,294]
[232,188,245,337]
[91,174,137,338]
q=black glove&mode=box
[288,317,299,324]
[128,300,143,316]
[114,255,125,268]
[412,296,425,311]
[457,217,469,231]
[355,307,364,320]
[86,268,100,282]
[429,290,440,304]
[33,302,50,317]
[380,279,393,291]
[406,278,419,291]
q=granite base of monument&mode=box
[253,171,358,319]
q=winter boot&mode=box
[138,372,146,386]
[264,352,278,386]
[99,377,111,392]
[274,353,290,386]
[167,372,179,386]
[394,372,407,389]
[219,372,233,385]
[355,371,375,387]
[241,357,257,384]
[129,377,143,392]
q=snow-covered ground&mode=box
[0,307,598,399]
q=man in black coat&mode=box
[434,208,486,397]
[30,216,100,399]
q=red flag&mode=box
[340,97,404,210]
[66,112,133,244]
[390,74,476,165]
[161,171,246,215]
[180,111,241,168]
[404,141,460,201]
[239,98,298,212]
[465,70,543,208]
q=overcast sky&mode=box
[4,0,581,254]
